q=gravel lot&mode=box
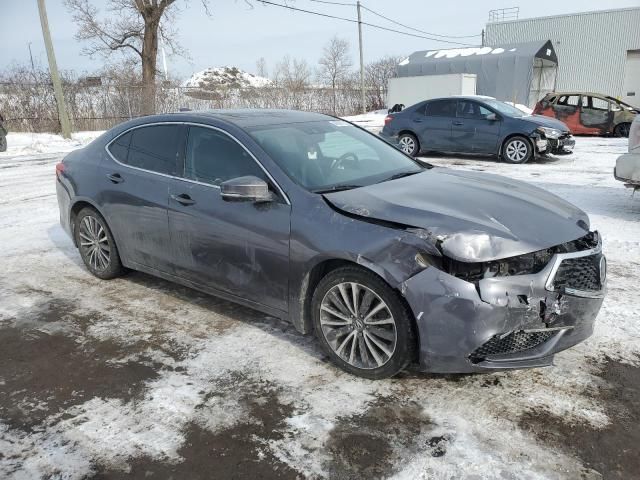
[0,133,639,479]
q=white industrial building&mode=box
[485,7,640,106]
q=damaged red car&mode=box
[534,92,638,137]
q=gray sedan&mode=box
[381,97,575,162]
[56,110,605,379]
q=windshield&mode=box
[482,99,527,118]
[248,120,424,192]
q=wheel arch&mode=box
[295,257,418,349]
[69,198,108,247]
[499,133,534,158]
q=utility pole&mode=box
[481,29,485,47]
[356,1,366,114]
[37,0,71,138]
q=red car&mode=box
[534,92,638,137]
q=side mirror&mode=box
[486,113,497,121]
[220,176,273,202]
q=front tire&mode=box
[502,136,533,164]
[614,123,630,138]
[398,133,419,156]
[74,207,124,280]
[311,266,415,379]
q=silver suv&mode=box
[614,115,640,191]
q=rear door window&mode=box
[426,100,456,117]
[556,95,581,107]
[126,125,184,176]
[456,101,493,119]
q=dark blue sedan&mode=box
[380,96,575,163]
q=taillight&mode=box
[384,115,394,126]
[55,162,65,178]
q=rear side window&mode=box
[426,100,456,117]
[184,126,265,186]
[108,124,183,176]
[108,130,132,163]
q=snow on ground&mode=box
[0,132,639,479]
[343,109,388,130]
[0,131,104,157]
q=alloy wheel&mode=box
[319,282,397,369]
[505,139,528,162]
[78,215,111,272]
[399,136,416,155]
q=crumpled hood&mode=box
[524,114,570,131]
[324,169,590,262]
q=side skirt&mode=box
[124,260,289,322]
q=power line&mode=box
[306,0,480,40]
[307,0,355,6]
[360,5,481,39]
[256,0,477,46]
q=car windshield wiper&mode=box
[313,184,364,194]
[377,170,421,184]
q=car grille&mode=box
[553,255,601,292]
[470,330,555,362]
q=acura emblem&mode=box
[599,256,607,286]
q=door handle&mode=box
[171,193,196,206]
[413,118,423,123]
[453,121,464,126]
[106,173,124,184]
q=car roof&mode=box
[546,92,612,98]
[424,96,496,102]
[138,109,335,128]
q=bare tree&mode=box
[365,55,402,109]
[65,0,195,114]
[274,56,311,90]
[318,36,352,114]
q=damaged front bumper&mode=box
[535,134,575,157]
[402,234,605,373]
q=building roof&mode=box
[398,40,557,71]
[486,6,640,26]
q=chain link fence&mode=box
[0,82,386,133]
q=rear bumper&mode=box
[401,236,605,373]
[614,153,640,186]
[56,178,73,240]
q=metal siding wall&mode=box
[486,8,640,98]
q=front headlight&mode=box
[537,126,562,139]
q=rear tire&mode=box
[398,133,419,157]
[614,123,631,138]
[74,207,124,280]
[502,136,533,164]
[311,266,415,379]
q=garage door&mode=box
[623,50,640,105]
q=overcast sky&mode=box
[1,0,638,80]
